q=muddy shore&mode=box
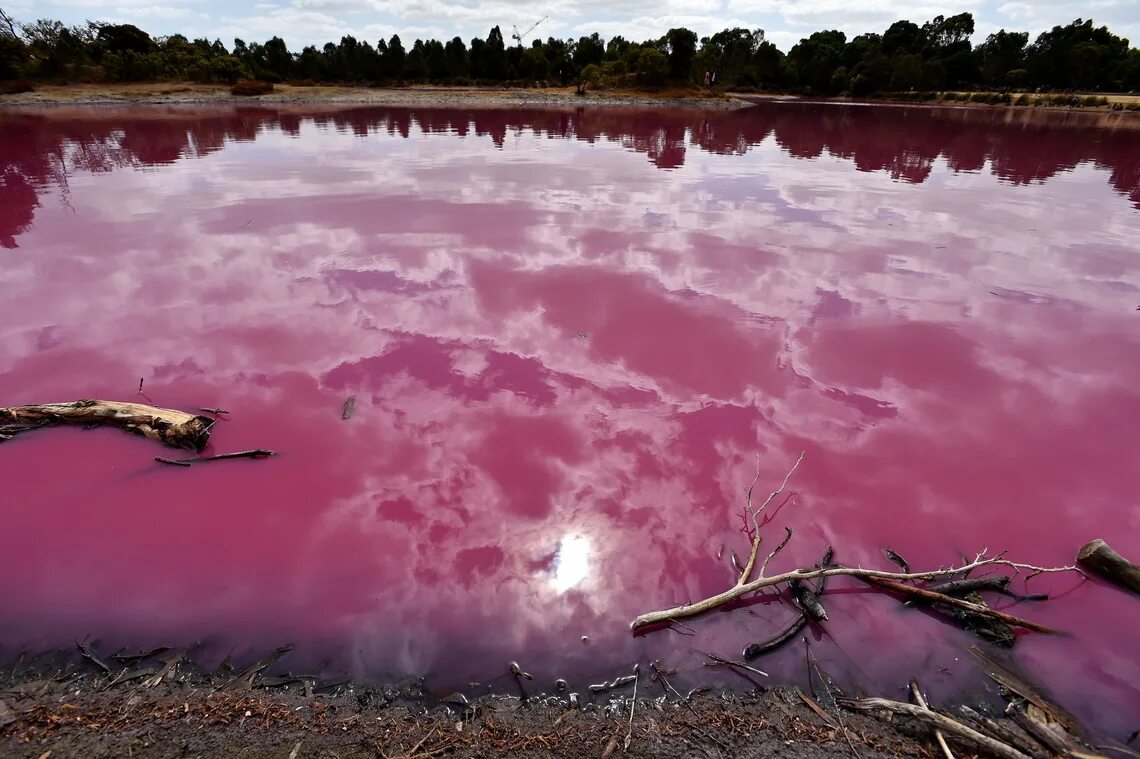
[2,645,1130,758]
[0,649,943,758]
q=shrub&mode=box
[230,79,274,96]
[1015,93,1032,106]
[0,80,35,95]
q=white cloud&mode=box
[23,0,1140,51]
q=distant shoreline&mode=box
[4,82,1139,114]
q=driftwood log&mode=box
[1076,539,1140,596]
[0,400,213,452]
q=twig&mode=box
[911,679,956,759]
[806,641,858,758]
[860,577,1058,633]
[625,664,638,751]
[738,453,805,584]
[760,527,794,578]
[159,449,276,466]
[199,407,229,415]
[796,687,837,728]
[840,696,1031,759]
[702,652,768,678]
[885,548,910,573]
[76,642,111,673]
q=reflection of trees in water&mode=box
[2,103,1137,247]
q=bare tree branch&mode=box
[631,456,1082,632]
[738,452,805,584]
[0,7,18,39]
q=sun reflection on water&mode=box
[551,535,591,593]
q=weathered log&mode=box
[936,591,1016,647]
[957,706,1048,759]
[1076,539,1140,596]
[1,400,212,452]
[839,696,1031,759]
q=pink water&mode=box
[1,103,1138,734]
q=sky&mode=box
[6,0,1138,54]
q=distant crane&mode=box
[512,16,548,45]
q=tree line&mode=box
[1,6,1137,95]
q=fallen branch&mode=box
[839,696,1031,759]
[631,457,1078,632]
[1,400,213,451]
[632,552,1075,631]
[860,577,1058,633]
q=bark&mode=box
[0,400,212,452]
[1076,539,1140,596]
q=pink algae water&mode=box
[1,102,1138,733]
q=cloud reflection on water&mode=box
[0,102,1138,734]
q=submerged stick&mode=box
[1,400,212,451]
[861,577,1058,633]
[156,449,275,466]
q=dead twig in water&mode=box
[702,652,768,679]
[860,577,1058,633]
[156,449,276,466]
[910,679,956,759]
[738,453,805,584]
[630,455,1079,631]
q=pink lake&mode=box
[1,102,1138,736]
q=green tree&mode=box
[444,36,468,79]
[384,35,405,79]
[661,27,696,80]
[975,30,1027,86]
[263,36,291,80]
[882,20,923,57]
[573,32,604,70]
[788,29,846,93]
